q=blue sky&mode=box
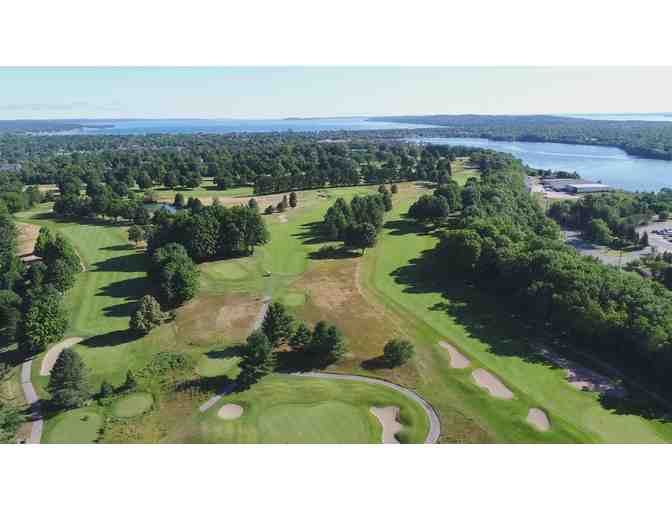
[0,67,671,119]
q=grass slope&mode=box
[196,374,429,443]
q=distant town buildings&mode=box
[540,177,612,194]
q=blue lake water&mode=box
[74,117,432,134]
[56,117,672,192]
[417,137,672,192]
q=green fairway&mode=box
[360,190,672,443]
[112,393,154,418]
[45,408,104,444]
[197,374,429,443]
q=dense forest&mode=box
[0,135,506,200]
[406,155,672,389]
[372,114,672,160]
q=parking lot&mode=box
[638,220,672,254]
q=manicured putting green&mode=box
[202,261,249,280]
[112,392,154,418]
[197,374,429,443]
[196,355,241,378]
[283,292,306,307]
[46,409,103,444]
[258,402,370,442]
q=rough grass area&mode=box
[195,375,429,444]
[112,392,154,418]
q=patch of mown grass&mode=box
[111,392,154,418]
[195,374,429,444]
[44,408,104,444]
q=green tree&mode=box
[309,321,346,364]
[130,294,166,333]
[289,191,298,208]
[34,226,55,259]
[383,339,415,367]
[173,192,185,208]
[289,322,312,351]
[47,349,90,409]
[248,198,259,211]
[345,222,378,254]
[0,402,23,443]
[128,225,145,246]
[19,287,68,353]
[438,229,483,274]
[239,330,276,386]
[391,184,398,194]
[584,218,613,245]
[261,302,294,346]
[150,243,200,308]
[99,380,115,400]
[381,190,393,212]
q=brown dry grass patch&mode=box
[172,293,262,345]
[16,222,40,261]
[293,258,419,385]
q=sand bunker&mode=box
[217,404,244,420]
[370,406,402,444]
[439,341,470,369]
[277,214,288,223]
[40,337,84,376]
[526,408,550,431]
[537,346,626,397]
[472,369,514,399]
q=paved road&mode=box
[290,372,441,444]
[20,359,43,444]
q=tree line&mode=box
[409,157,672,389]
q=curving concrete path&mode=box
[290,372,441,444]
[20,358,43,444]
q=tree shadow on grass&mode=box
[598,391,672,422]
[390,244,672,422]
[308,246,360,260]
[275,350,329,373]
[206,345,246,359]
[81,329,142,348]
[293,220,328,245]
[361,355,390,370]
[100,244,136,252]
[92,252,147,273]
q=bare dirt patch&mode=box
[16,222,40,262]
[40,337,84,376]
[370,406,402,444]
[217,403,243,420]
[526,408,550,431]
[472,369,514,399]
[439,341,470,369]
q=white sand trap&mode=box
[40,337,84,376]
[472,369,514,399]
[277,214,288,223]
[439,341,471,369]
[370,406,402,444]
[217,404,244,420]
[527,408,550,431]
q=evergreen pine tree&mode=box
[47,349,90,409]
[261,302,294,346]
